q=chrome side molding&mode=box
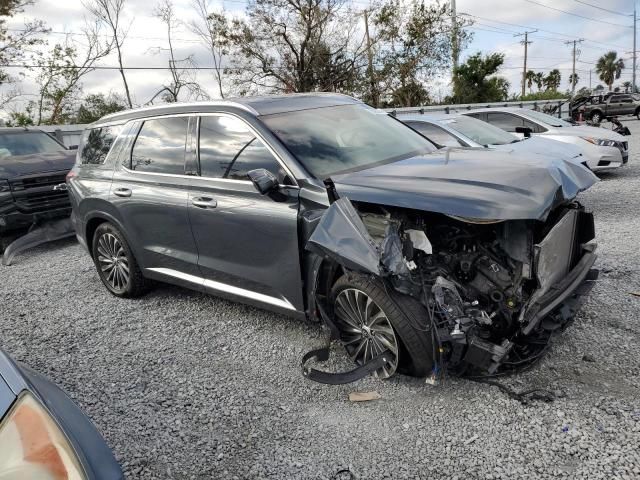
[146,267,296,311]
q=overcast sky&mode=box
[2,0,638,109]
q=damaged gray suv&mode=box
[68,94,599,380]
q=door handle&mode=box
[192,197,217,209]
[113,188,132,198]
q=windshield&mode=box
[0,132,65,158]
[520,109,572,127]
[440,115,517,146]
[261,105,436,178]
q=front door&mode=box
[188,114,304,313]
[110,115,201,283]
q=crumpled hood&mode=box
[491,136,585,164]
[542,125,626,141]
[331,148,598,221]
[0,151,75,179]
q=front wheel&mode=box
[92,222,149,297]
[330,274,435,379]
[590,111,602,124]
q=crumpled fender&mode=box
[305,197,382,275]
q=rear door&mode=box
[109,115,201,283]
[188,113,304,313]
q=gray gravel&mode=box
[2,122,640,480]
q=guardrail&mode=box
[385,99,571,118]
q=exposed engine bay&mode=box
[306,197,598,378]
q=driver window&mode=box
[406,122,464,148]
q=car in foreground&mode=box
[68,94,598,380]
[0,348,122,478]
[0,128,76,253]
[398,112,588,168]
[463,107,629,171]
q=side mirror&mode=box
[247,168,278,195]
[67,145,78,150]
[515,126,532,138]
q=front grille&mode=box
[8,172,70,213]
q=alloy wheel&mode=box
[334,288,399,378]
[96,233,130,291]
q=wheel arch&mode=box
[84,210,136,261]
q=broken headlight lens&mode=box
[0,393,87,479]
[581,137,618,147]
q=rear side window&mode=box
[131,117,189,174]
[80,125,122,165]
[486,112,524,131]
[198,115,283,180]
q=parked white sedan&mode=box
[462,107,629,171]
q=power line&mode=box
[523,0,632,28]
[573,0,632,17]
[460,12,630,50]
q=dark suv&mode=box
[68,94,599,379]
[0,128,75,251]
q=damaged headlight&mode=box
[0,393,87,479]
[581,137,618,147]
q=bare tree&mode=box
[221,0,367,94]
[83,0,133,107]
[1,0,48,107]
[149,0,208,104]
[34,22,113,124]
[190,0,227,98]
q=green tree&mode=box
[451,52,509,103]
[568,72,579,89]
[596,51,624,91]
[525,70,536,93]
[75,93,127,123]
[544,69,561,91]
[373,0,471,107]
[534,71,544,91]
[622,80,632,93]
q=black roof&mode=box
[97,93,362,125]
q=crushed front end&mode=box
[308,198,598,377]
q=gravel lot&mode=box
[2,121,640,479]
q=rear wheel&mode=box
[331,274,435,378]
[92,223,149,297]
[590,111,602,124]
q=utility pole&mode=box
[565,39,583,96]
[363,9,378,108]
[633,6,637,93]
[451,0,459,72]
[515,30,536,99]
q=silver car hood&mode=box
[490,136,585,164]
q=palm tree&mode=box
[596,51,625,91]
[525,70,536,94]
[544,69,562,91]
[623,80,632,93]
[569,73,579,89]
[534,72,544,91]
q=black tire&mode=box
[590,111,602,124]
[91,222,149,298]
[330,274,435,378]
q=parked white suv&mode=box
[463,107,629,171]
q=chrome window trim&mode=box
[146,267,296,311]
[196,111,299,187]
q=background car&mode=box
[399,112,588,169]
[0,347,122,478]
[462,107,629,171]
[67,94,598,380]
[571,92,640,123]
[0,128,75,253]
